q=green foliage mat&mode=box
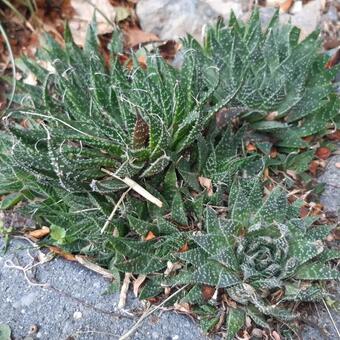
[0,9,339,337]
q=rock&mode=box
[203,0,243,18]
[327,4,339,22]
[318,146,340,214]
[290,0,323,39]
[136,0,244,41]
[257,7,290,28]
[72,311,82,320]
[290,0,303,14]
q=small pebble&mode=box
[73,311,82,320]
[28,324,38,334]
[335,162,340,169]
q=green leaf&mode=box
[294,263,340,280]
[0,324,11,340]
[0,193,24,210]
[50,225,66,244]
[225,308,245,340]
[253,187,287,224]
[192,262,240,288]
[285,150,315,173]
[171,192,188,225]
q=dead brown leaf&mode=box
[303,135,314,143]
[270,147,278,158]
[124,26,159,48]
[272,330,281,340]
[178,242,189,253]
[309,160,319,176]
[299,206,310,218]
[265,111,279,121]
[222,294,237,308]
[158,40,180,61]
[316,147,332,160]
[145,231,156,240]
[146,297,160,304]
[48,246,77,261]
[310,202,323,216]
[198,176,213,196]
[246,143,257,152]
[28,226,50,239]
[133,274,147,297]
[327,130,340,141]
[325,48,340,69]
[174,302,191,314]
[202,285,215,300]
[262,168,270,181]
[280,0,294,12]
[164,261,182,276]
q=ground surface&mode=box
[0,239,207,340]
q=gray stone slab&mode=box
[0,239,207,340]
[318,147,340,215]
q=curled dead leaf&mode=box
[270,147,278,158]
[28,226,50,239]
[309,202,323,216]
[309,160,319,176]
[145,231,156,240]
[164,261,182,276]
[174,302,191,314]
[286,169,298,180]
[48,246,77,261]
[198,176,213,196]
[325,48,340,69]
[316,147,331,160]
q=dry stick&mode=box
[118,272,132,309]
[322,298,340,338]
[119,285,189,340]
[75,255,115,279]
[100,188,131,234]
[101,168,163,208]
[0,23,16,110]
